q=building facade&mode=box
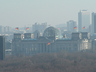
[12,27,92,56]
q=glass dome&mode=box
[43,26,60,38]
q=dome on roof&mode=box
[43,26,60,38]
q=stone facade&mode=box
[12,27,92,56]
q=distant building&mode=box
[4,26,12,33]
[67,20,77,32]
[0,36,5,60]
[55,23,67,33]
[92,12,96,34]
[32,22,47,33]
[12,27,92,56]
[78,10,90,32]
[0,26,4,34]
[0,26,12,34]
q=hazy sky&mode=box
[0,0,96,27]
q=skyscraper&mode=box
[67,20,77,32]
[78,10,90,32]
[0,36,5,60]
[92,12,96,34]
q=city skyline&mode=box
[0,0,96,27]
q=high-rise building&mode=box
[0,36,5,60]
[67,20,77,32]
[92,12,96,34]
[78,10,90,32]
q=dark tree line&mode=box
[1,50,96,72]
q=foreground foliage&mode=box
[0,51,96,72]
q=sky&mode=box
[0,0,96,27]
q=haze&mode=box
[0,0,96,27]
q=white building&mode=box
[78,10,90,32]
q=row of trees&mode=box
[0,50,96,72]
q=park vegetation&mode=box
[0,50,96,72]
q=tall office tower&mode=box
[78,10,90,32]
[92,12,96,34]
[0,36,5,60]
[67,20,77,32]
